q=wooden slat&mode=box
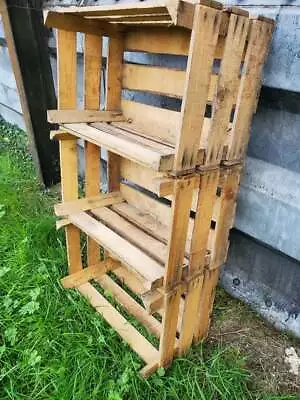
[61,258,118,288]
[69,212,165,290]
[92,207,170,265]
[121,99,179,145]
[96,274,162,338]
[56,29,82,275]
[178,170,219,355]
[55,192,123,216]
[57,30,77,110]
[84,33,102,266]
[48,110,125,124]
[62,122,174,172]
[159,177,194,367]
[44,11,122,36]
[173,5,221,173]
[52,2,172,18]
[122,63,220,102]
[113,187,194,257]
[106,34,124,192]
[205,13,249,167]
[193,268,220,343]
[113,266,148,294]
[124,26,232,59]
[226,19,274,162]
[78,283,159,364]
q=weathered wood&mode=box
[61,122,175,171]
[69,212,165,290]
[44,10,122,36]
[106,34,124,192]
[173,4,221,173]
[55,192,123,216]
[57,27,82,275]
[1,0,59,186]
[61,258,118,288]
[84,32,102,266]
[205,13,249,167]
[96,274,162,338]
[48,110,125,123]
[225,19,274,162]
[78,283,159,364]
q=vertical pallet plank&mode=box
[173,4,221,174]
[193,166,241,342]
[105,35,123,191]
[159,177,194,367]
[226,19,274,162]
[84,33,102,265]
[178,169,219,355]
[205,12,249,167]
[57,29,82,274]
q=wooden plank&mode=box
[96,274,162,338]
[226,19,274,162]
[44,10,122,36]
[57,29,77,110]
[121,100,179,145]
[61,258,118,288]
[173,5,221,173]
[78,283,159,364]
[124,26,231,59]
[63,123,174,172]
[193,268,220,343]
[159,177,194,367]
[57,27,82,274]
[122,63,220,102]
[205,13,249,167]
[54,192,123,217]
[106,34,124,192]
[69,212,165,290]
[52,2,172,18]
[48,110,125,123]
[113,266,148,295]
[112,189,193,258]
[91,207,171,265]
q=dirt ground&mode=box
[210,289,300,396]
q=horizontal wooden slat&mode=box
[44,11,122,36]
[69,212,165,289]
[124,26,243,59]
[48,110,125,124]
[62,122,174,171]
[55,192,123,216]
[51,2,171,17]
[61,258,118,288]
[122,63,219,102]
[92,207,169,265]
[96,274,162,338]
[78,283,159,364]
[121,99,179,145]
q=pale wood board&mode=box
[173,5,221,173]
[96,274,162,338]
[205,13,249,167]
[69,212,165,289]
[48,110,124,123]
[55,192,123,216]
[78,283,158,364]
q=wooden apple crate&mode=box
[46,0,274,376]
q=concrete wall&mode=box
[1,1,300,337]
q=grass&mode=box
[0,119,298,400]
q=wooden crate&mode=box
[46,0,274,377]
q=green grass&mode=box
[0,119,298,400]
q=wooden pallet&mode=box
[46,0,274,376]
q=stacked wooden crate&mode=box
[46,0,274,376]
